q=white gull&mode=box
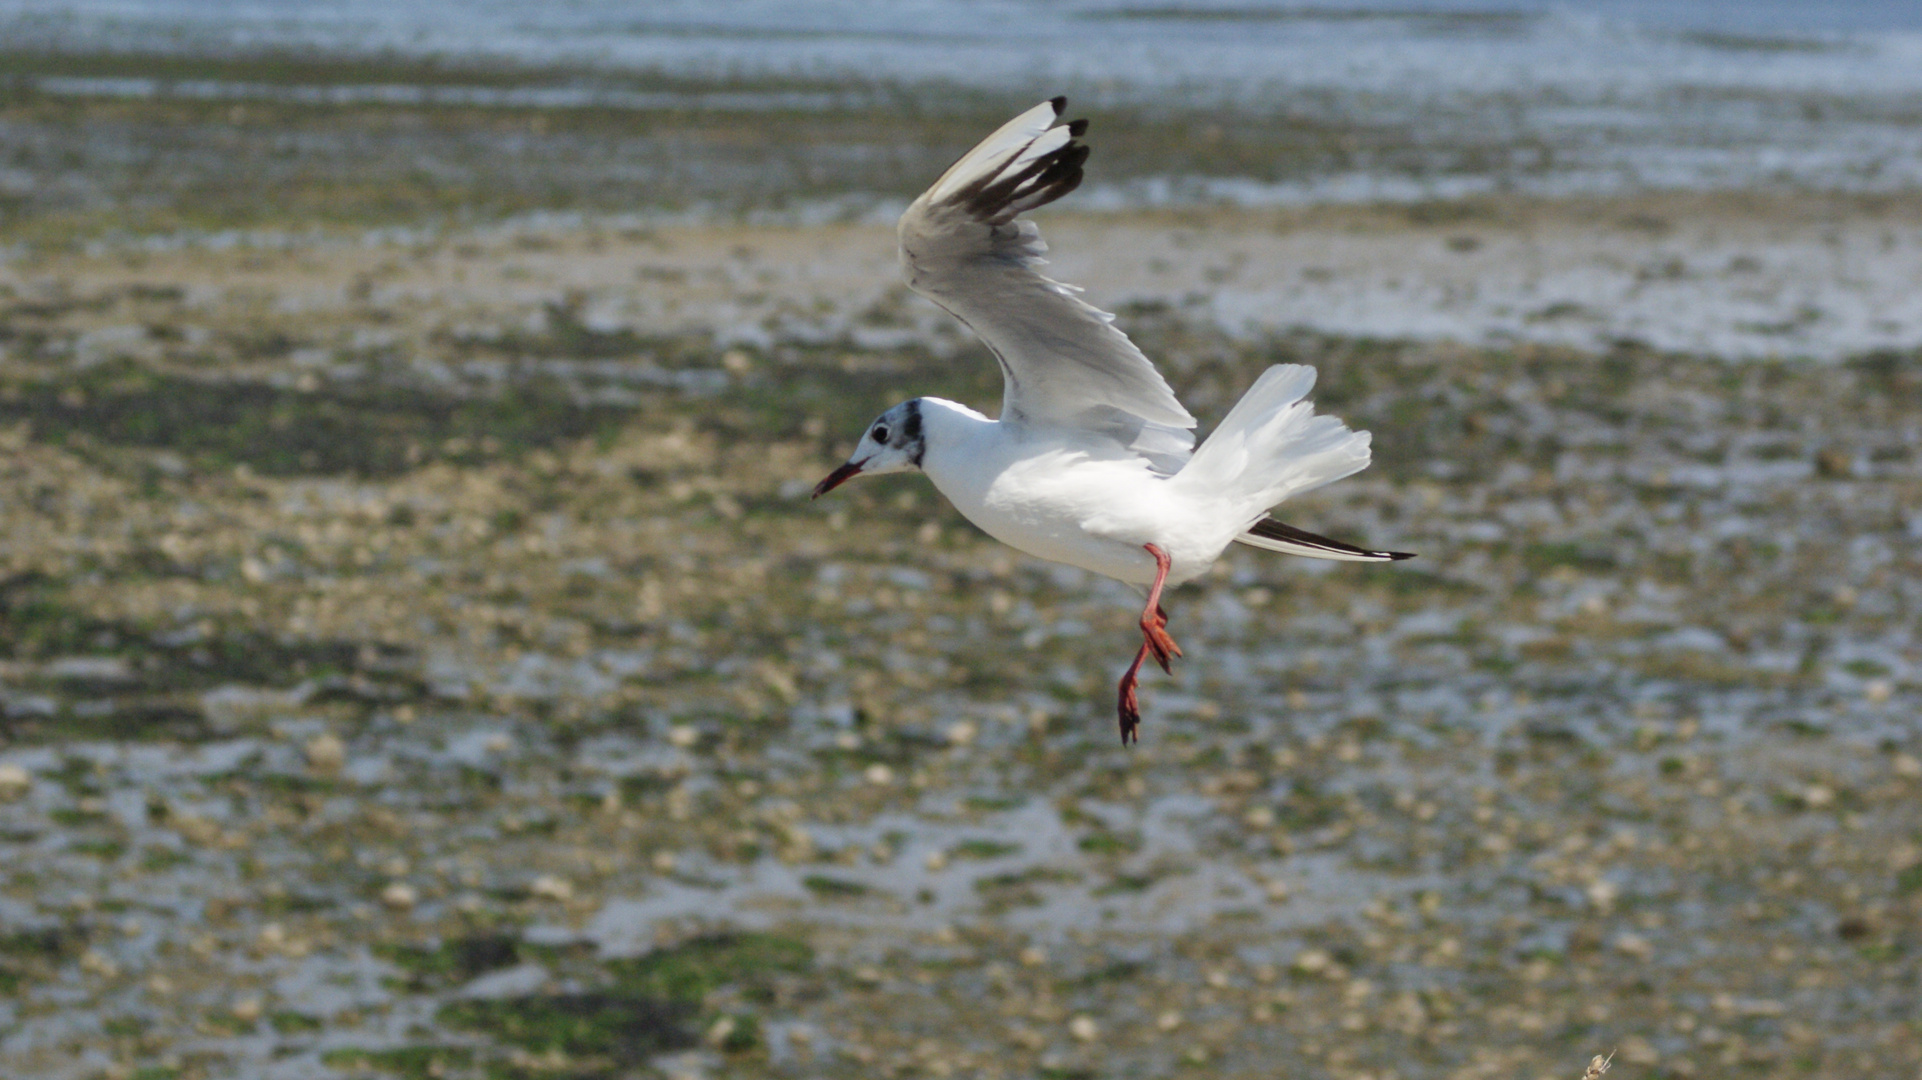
[814,97,1413,743]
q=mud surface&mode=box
[1,210,1920,1079]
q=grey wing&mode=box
[896,98,1195,473]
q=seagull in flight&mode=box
[814,98,1412,744]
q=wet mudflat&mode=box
[0,215,1918,1080]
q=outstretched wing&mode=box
[897,98,1195,471]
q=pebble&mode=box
[1615,933,1655,961]
[530,874,573,901]
[380,882,418,909]
[0,763,30,798]
[304,733,345,774]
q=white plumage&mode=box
[815,98,1412,742]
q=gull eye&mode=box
[872,424,889,443]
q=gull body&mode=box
[912,396,1234,589]
[814,98,1412,742]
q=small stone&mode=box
[380,882,418,909]
[79,948,119,978]
[1614,933,1654,960]
[1263,880,1291,902]
[1243,806,1275,829]
[721,350,752,374]
[652,851,678,873]
[1018,946,1047,967]
[1291,949,1330,975]
[1156,1010,1183,1032]
[1068,1015,1098,1042]
[1802,784,1834,809]
[945,721,978,747]
[1865,680,1894,703]
[705,1015,738,1046]
[923,851,948,871]
[304,733,345,774]
[1620,1035,1659,1065]
[231,997,263,1023]
[0,762,31,799]
[1895,754,1922,779]
[864,763,895,786]
[667,725,698,748]
[530,874,573,902]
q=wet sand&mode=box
[1,198,1919,1079]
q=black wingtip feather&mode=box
[1247,517,1415,561]
[954,134,1090,223]
[1049,95,1067,114]
[1067,118,1089,136]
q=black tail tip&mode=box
[1387,551,1418,561]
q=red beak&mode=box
[811,460,865,498]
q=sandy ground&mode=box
[0,196,1919,1080]
[13,193,1919,370]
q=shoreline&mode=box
[7,191,1921,365]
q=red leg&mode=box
[1138,545,1182,674]
[1116,544,1182,745]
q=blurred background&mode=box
[1,2,1919,1078]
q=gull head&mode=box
[812,399,926,498]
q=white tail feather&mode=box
[1173,364,1372,526]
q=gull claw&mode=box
[1140,619,1182,675]
[1117,674,1141,745]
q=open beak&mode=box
[811,459,865,499]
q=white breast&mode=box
[921,416,1232,588]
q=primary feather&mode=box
[898,98,1197,460]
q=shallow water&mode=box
[7,0,1922,213]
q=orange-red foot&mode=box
[1117,663,1143,745]
[1140,617,1183,674]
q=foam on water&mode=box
[7,0,1922,202]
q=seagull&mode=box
[813,97,1413,744]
